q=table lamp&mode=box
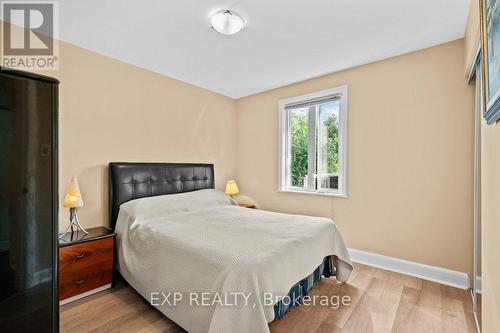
[224,180,239,197]
[60,176,88,238]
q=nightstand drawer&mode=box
[59,237,113,272]
[59,260,113,300]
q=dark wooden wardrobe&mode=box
[0,67,59,332]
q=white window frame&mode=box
[278,85,348,197]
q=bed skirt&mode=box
[273,255,336,320]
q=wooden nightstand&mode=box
[59,227,116,304]
[238,203,256,209]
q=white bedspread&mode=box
[115,189,352,333]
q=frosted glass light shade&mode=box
[64,176,84,208]
[210,10,245,35]
[224,180,239,196]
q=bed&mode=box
[109,162,352,333]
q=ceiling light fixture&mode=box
[210,10,245,35]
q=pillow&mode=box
[119,189,236,221]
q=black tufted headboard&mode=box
[108,162,215,229]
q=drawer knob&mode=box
[76,253,85,259]
[75,279,84,285]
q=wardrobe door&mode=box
[0,71,58,332]
[472,62,482,330]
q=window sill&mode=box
[277,189,348,198]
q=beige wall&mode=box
[45,42,236,232]
[481,80,500,333]
[235,40,474,275]
[464,0,480,78]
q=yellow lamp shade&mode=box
[63,176,84,208]
[224,180,239,196]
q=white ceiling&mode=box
[58,0,471,98]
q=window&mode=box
[278,86,348,196]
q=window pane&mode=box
[280,87,347,195]
[289,108,309,188]
[316,102,339,191]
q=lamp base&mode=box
[59,207,88,240]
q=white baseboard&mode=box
[475,276,482,294]
[60,283,112,305]
[348,248,469,290]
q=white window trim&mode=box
[278,85,348,197]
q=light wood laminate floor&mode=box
[60,263,477,333]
